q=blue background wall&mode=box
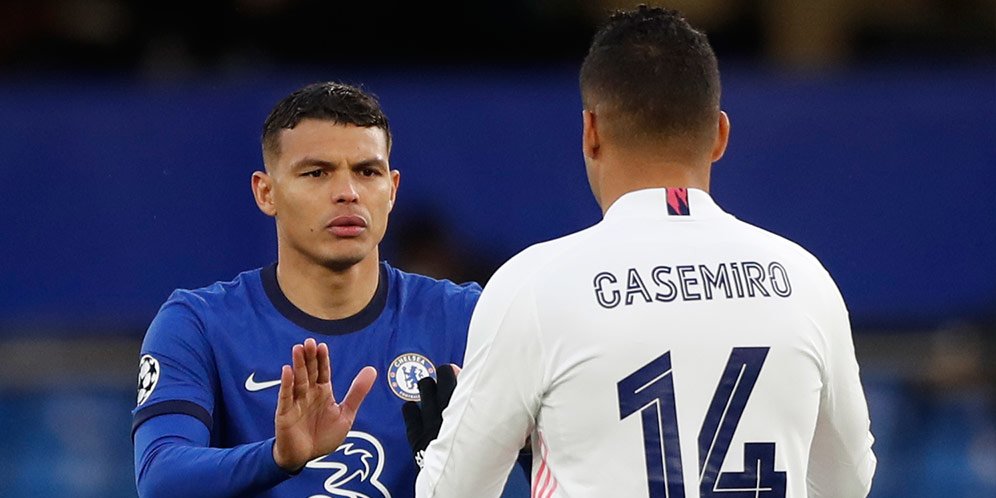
[1,66,993,334]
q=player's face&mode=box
[257,120,399,270]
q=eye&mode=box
[359,168,381,177]
[302,170,324,178]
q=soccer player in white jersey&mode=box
[412,6,876,498]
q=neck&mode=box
[596,153,711,214]
[275,249,381,320]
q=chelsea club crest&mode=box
[388,353,436,401]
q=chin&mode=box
[319,253,368,272]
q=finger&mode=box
[401,401,424,447]
[436,364,459,410]
[275,365,293,416]
[304,338,319,385]
[317,342,331,386]
[418,376,440,421]
[340,366,377,419]
[326,351,338,401]
[291,344,308,398]
[450,364,462,376]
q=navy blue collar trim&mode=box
[261,262,389,336]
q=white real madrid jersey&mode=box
[416,188,876,498]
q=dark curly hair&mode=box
[580,5,720,144]
[261,82,391,162]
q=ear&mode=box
[251,171,277,217]
[388,169,400,212]
[582,110,600,160]
[710,111,730,162]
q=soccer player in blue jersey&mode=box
[131,82,488,498]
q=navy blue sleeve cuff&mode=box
[266,438,306,477]
[132,400,212,440]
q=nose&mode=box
[333,176,359,204]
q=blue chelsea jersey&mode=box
[132,262,480,498]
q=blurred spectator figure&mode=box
[592,0,995,69]
[908,326,996,496]
[2,0,993,72]
[388,204,497,286]
[858,324,996,497]
[0,0,135,70]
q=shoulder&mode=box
[735,220,838,283]
[144,268,262,347]
[489,225,600,291]
[384,262,482,309]
[725,219,847,314]
[460,229,599,356]
[164,268,262,313]
[474,225,599,315]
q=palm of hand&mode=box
[273,339,377,471]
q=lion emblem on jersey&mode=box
[306,431,391,498]
[387,353,436,401]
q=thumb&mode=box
[340,366,377,418]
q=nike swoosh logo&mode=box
[245,372,281,392]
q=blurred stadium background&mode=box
[0,0,994,496]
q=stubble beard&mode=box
[321,252,366,273]
[318,236,375,273]
[283,233,369,274]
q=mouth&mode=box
[326,215,367,238]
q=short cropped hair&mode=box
[261,82,391,162]
[580,5,721,144]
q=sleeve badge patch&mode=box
[136,354,160,406]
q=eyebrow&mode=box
[288,156,388,171]
[351,158,388,171]
[289,157,336,171]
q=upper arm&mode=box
[131,295,294,498]
[418,277,545,497]
[807,278,876,497]
[132,294,218,437]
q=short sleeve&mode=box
[131,291,218,437]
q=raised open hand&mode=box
[272,338,377,472]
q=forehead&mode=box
[271,119,388,168]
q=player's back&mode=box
[510,188,872,497]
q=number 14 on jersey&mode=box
[617,347,787,498]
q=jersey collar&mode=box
[603,187,727,221]
[260,262,389,335]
